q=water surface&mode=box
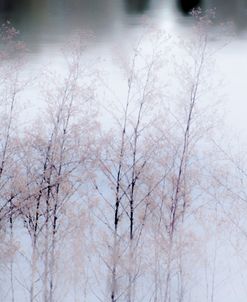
[1,0,247,49]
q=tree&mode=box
[15,32,98,302]
[94,27,170,302]
[0,22,27,302]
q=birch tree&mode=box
[16,32,98,302]
[0,22,27,302]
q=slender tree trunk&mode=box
[49,202,58,302]
[177,238,184,302]
[30,236,37,302]
[44,188,51,302]
[111,232,118,302]
[43,221,49,302]
[9,205,15,302]
[164,237,173,302]
[154,230,161,302]
[127,201,134,302]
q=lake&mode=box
[1,0,247,49]
[0,0,246,139]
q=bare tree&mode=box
[144,10,221,302]
[94,28,170,302]
[15,32,98,302]
[0,22,27,302]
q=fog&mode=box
[0,1,247,302]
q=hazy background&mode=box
[0,0,244,140]
[0,0,247,47]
